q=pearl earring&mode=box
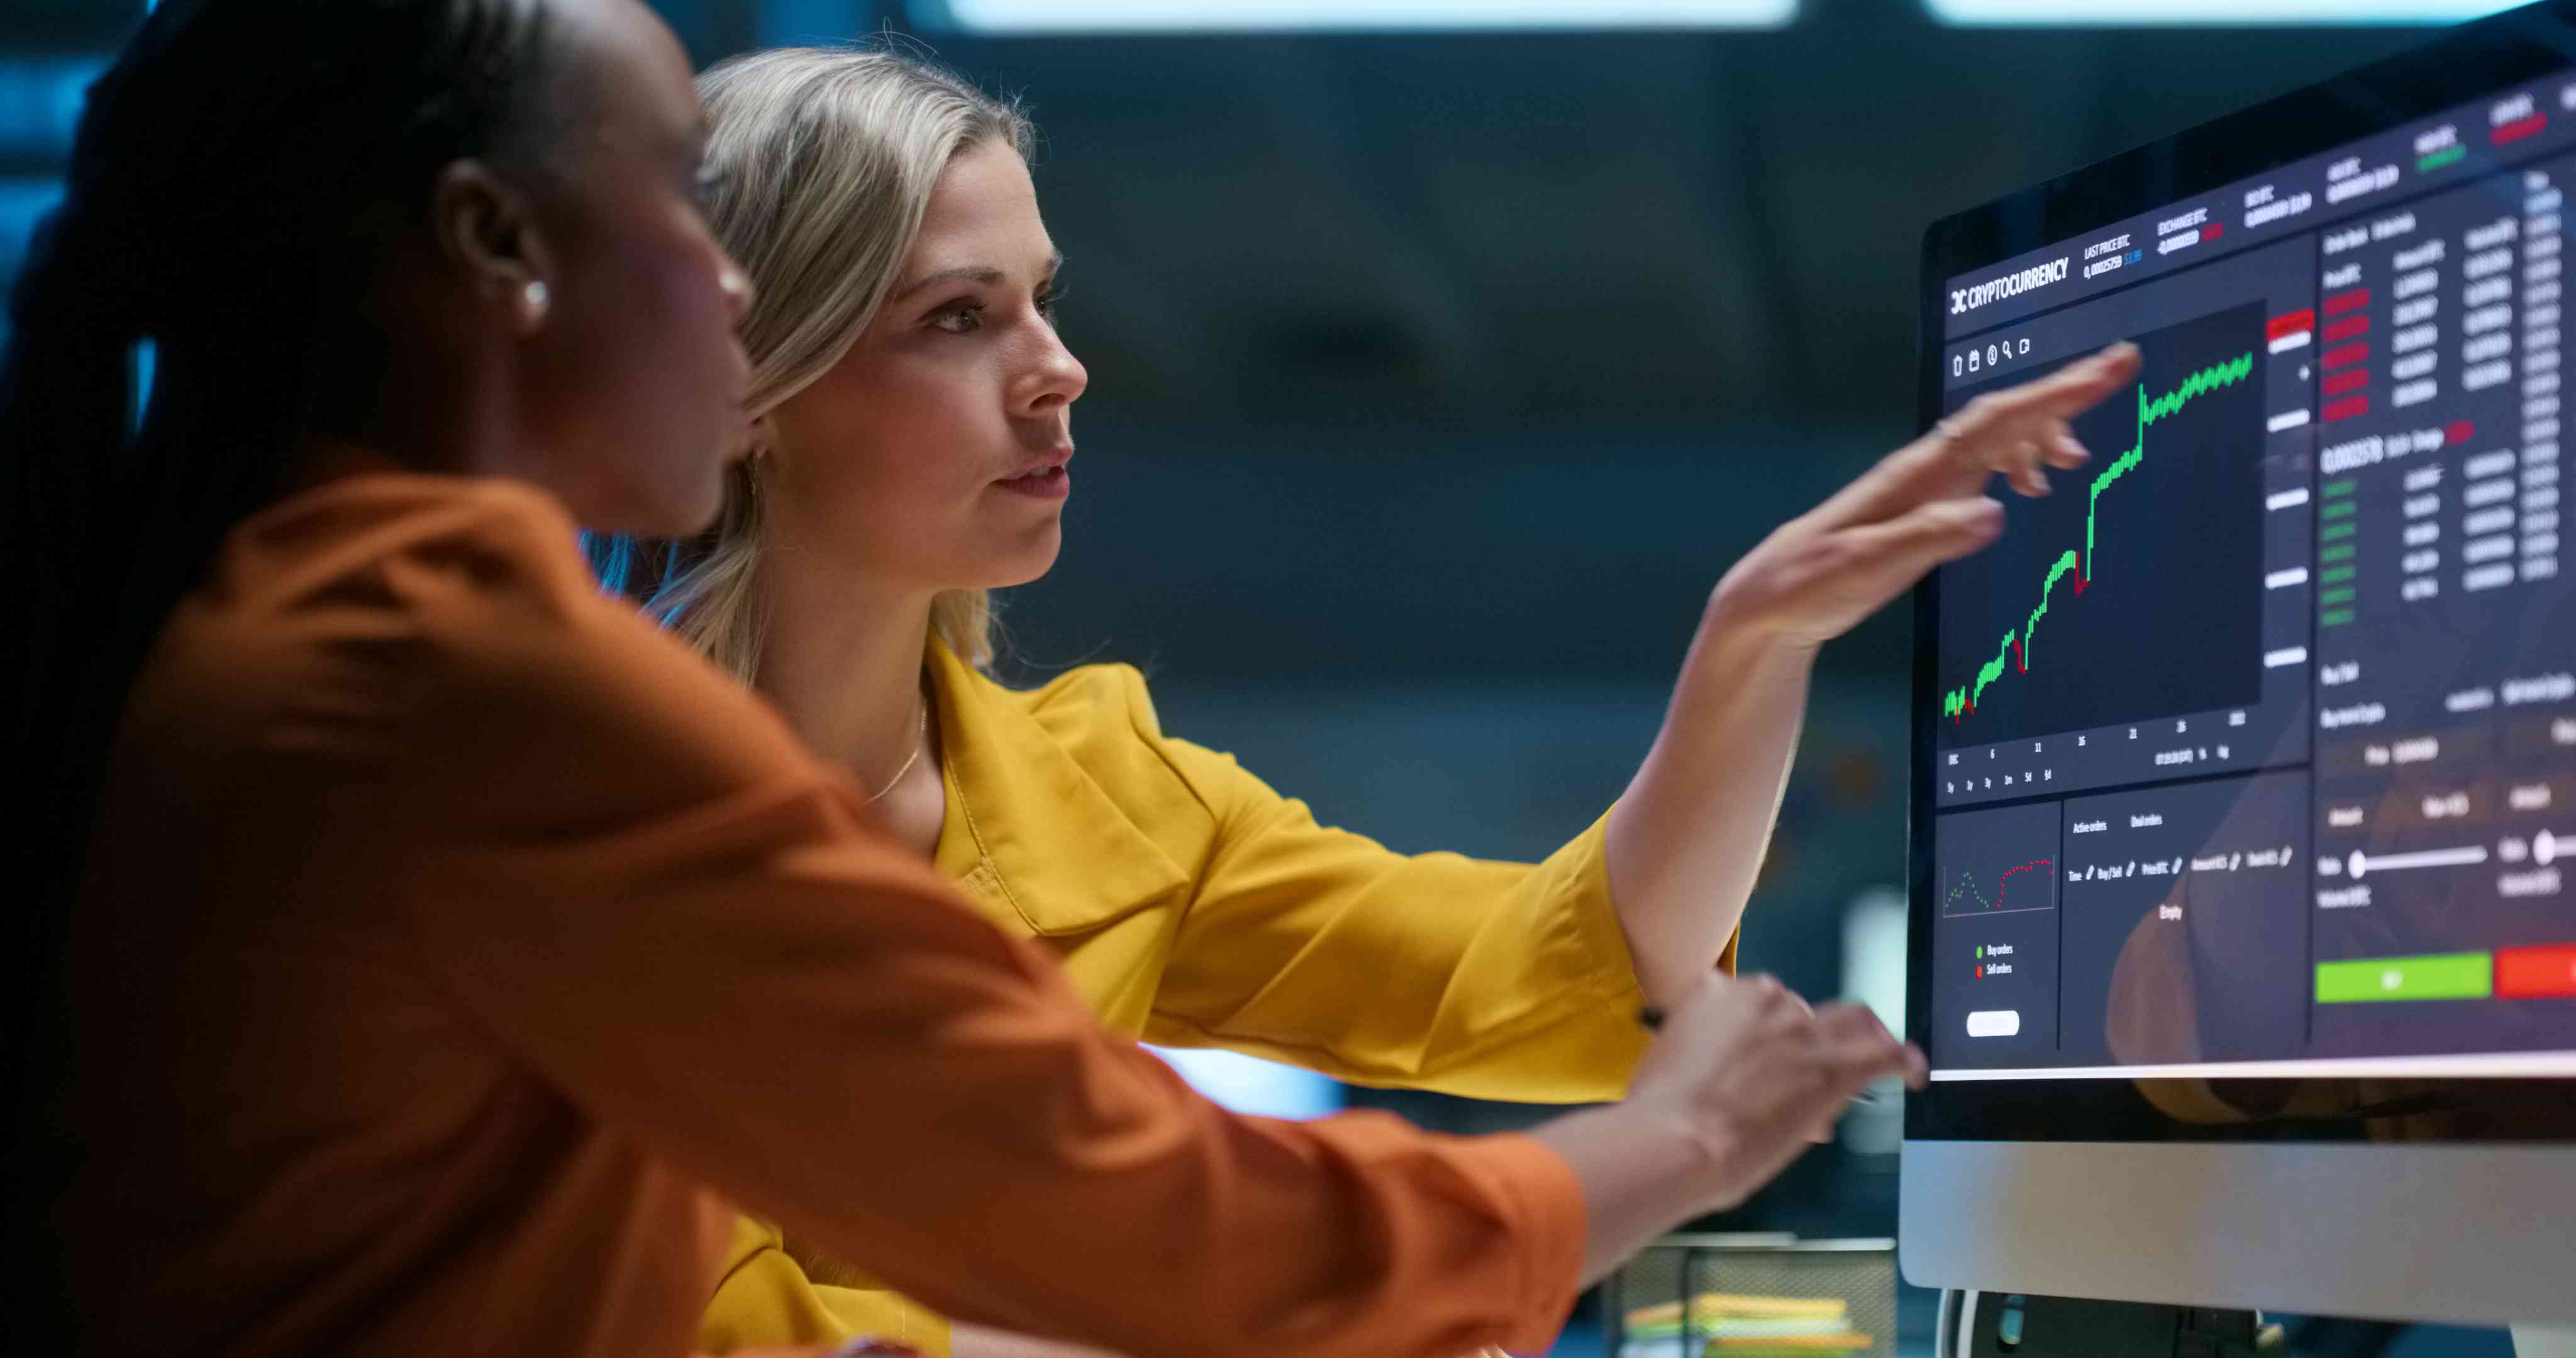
[520,280,550,324]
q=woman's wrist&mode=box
[1530,1101,1740,1281]
[1663,584,1822,735]
[1615,1093,1743,1212]
[1700,570,1821,660]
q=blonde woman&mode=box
[601,46,2133,1358]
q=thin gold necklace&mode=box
[860,700,928,807]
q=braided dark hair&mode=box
[1,1,562,1334]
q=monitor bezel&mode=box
[1906,0,2576,1147]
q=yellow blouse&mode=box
[696,641,1733,1355]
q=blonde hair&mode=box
[631,47,1033,680]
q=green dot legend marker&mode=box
[1975,946,1984,958]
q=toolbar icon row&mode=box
[1956,335,2033,377]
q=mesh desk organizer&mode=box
[1601,1234,1897,1358]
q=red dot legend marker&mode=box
[2446,419,2475,446]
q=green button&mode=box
[2316,952,2492,1003]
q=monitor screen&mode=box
[1901,10,2576,1320]
[1919,35,2576,1091]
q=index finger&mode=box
[1929,343,2141,459]
[1990,340,2142,420]
[1810,342,2141,531]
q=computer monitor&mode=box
[1902,1,2576,1325]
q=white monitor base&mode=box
[2516,1325,2576,1357]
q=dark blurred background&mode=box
[1,3,2528,1354]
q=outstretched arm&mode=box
[1605,344,2141,1007]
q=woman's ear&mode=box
[738,410,777,463]
[431,158,560,337]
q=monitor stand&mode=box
[1947,1292,2262,1358]
[2516,1325,2576,1358]
[1950,1294,2576,1355]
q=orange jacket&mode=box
[48,465,1584,1358]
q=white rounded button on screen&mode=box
[1965,1010,2021,1038]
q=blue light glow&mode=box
[1146,1046,1343,1120]
[1,178,65,299]
[0,58,104,161]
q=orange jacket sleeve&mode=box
[363,483,1586,1358]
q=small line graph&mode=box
[1941,351,2253,724]
[1933,304,2268,749]
[1941,858,2057,917]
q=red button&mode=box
[2496,944,2576,1000]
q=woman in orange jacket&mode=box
[3,1,1968,1355]
[604,47,2136,1358]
